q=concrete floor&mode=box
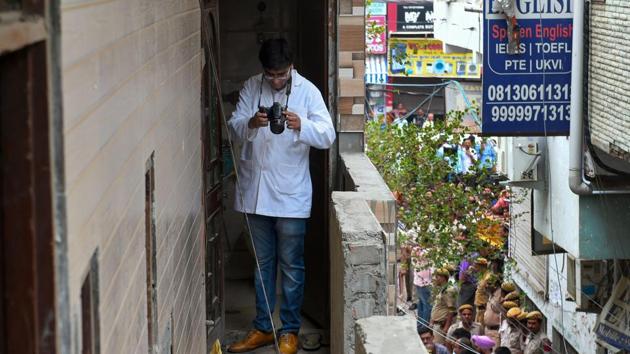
[223,279,329,354]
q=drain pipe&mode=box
[568,0,593,195]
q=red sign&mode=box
[366,15,386,54]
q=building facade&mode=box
[434,0,630,352]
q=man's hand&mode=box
[248,111,269,129]
[284,110,301,131]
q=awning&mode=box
[365,55,387,85]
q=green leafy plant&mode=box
[366,109,505,270]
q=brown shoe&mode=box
[278,333,299,354]
[227,329,275,353]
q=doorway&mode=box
[214,0,331,344]
[0,4,58,352]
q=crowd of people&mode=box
[399,254,552,354]
[384,102,436,130]
[396,189,550,354]
[397,195,551,354]
[376,101,552,353]
[383,103,499,177]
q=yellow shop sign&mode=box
[388,38,481,79]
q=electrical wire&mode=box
[365,80,481,126]
[583,0,630,297]
[198,6,281,354]
[399,303,564,354]
[533,0,570,351]
[508,196,627,327]
[399,307,481,354]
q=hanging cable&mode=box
[533,0,570,351]
[198,5,281,353]
[401,307,481,354]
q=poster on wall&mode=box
[482,0,573,136]
[388,38,480,79]
[387,2,434,33]
[595,276,630,352]
[366,15,387,54]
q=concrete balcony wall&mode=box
[329,152,401,353]
[330,192,388,354]
[339,152,398,314]
[355,316,428,354]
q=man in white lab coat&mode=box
[226,38,335,354]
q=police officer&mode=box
[500,307,525,354]
[447,304,483,338]
[430,268,457,346]
[483,281,514,347]
[473,257,493,324]
[524,311,552,354]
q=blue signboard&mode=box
[482,0,573,136]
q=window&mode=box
[81,253,100,354]
[145,153,158,353]
[0,0,21,12]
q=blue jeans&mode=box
[416,285,432,328]
[248,214,306,334]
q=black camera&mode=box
[259,102,286,134]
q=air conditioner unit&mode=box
[504,137,545,188]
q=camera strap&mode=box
[257,73,292,110]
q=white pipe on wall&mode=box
[568,0,593,195]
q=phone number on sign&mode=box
[487,84,570,102]
[488,104,570,122]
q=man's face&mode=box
[527,319,541,333]
[461,309,473,324]
[420,332,434,349]
[463,139,472,149]
[428,113,434,121]
[263,65,292,90]
[473,264,485,273]
[434,274,447,286]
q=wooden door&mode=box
[0,0,59,352]
[200,3,225,348]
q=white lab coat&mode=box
[228,70,336,218]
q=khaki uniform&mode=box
[483,288,503,346]
[430,285,457,345]
[524,331,551,354]
[447,320,483,338]
[499,320,524,354]
[474,271,494,323]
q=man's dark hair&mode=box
[452,327,471,340]
[418,326,433,336]
[457,338,476,354]
[494,347,512,354]
[259,38,293,70]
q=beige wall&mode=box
[61,0,205,352]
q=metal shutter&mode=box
[509,188,548,296]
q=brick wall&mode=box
[61,0,205,352]
[588,1,630,160]
[338,0,366,152]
